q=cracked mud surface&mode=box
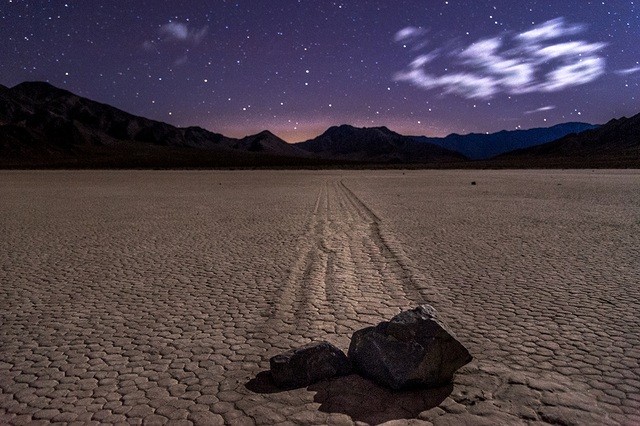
[1,170,639,425]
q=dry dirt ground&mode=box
[1,170,638,425]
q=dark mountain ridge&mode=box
[494,112,640,167]
[414,122,599,160]
[1,81,230,148]
[0,81,309,167]
[295,124,466,163]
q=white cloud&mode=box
[143,21,208,61]
[460,38,502,60]
[516,17,583,43]
[541,57,605,91]
[394,18,607,99]
[409,53,438,69]
[438,73,498,99]
[394,26,425,42]
[459,38,536,92]
[148,22,208,46]
[534,41,606,60]
[616,66,640,75]
[160,22,189,40]
[525,105,556,115]
[395,69,498,99]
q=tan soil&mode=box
[1,170,638,425]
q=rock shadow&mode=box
[246,371,452,423]
[309,374,452,424]
[245,371,285,394]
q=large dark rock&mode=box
[270,341,352,388]
[348,305,472,390]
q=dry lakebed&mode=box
[1,169,639,425]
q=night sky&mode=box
[1,1,638,142]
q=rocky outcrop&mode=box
[348,305,472,390]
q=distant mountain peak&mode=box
[323,124,399,138]
[254,129,277,138]
[14,81,58,89]
[331,124,391,131]
[12,81,72,96]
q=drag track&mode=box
[267,180,432,343]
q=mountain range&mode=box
[0,81,638,168]
[494,114,640,168]
[0,81,314,168]
[294,125,466,163]
[414,123,599,160]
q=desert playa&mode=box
[1,169,639,425]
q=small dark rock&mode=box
[348,305,472,390]
[471,181,476,185]
[270,341,351,388]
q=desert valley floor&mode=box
[0,170,639,425]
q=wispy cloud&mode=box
[534,41,606,60]
[542,57,605,91]
[173,54,189,66]
[158,22,208,44]
[394,17,607,99]
[516,17,583,43]
[396,69,498,99]
[143,21,208,52]
[525,105,556,115]
[394,26,426,42]
[616,66,640,75]
[458,37,536,92]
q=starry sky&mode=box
[1,1,638,142]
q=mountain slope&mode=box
[295,124,466,163]
[494,112,640,167]
[234,130,310,157]
[0,81,309,166]
[0,81,232,151]
[414,122,598,160]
